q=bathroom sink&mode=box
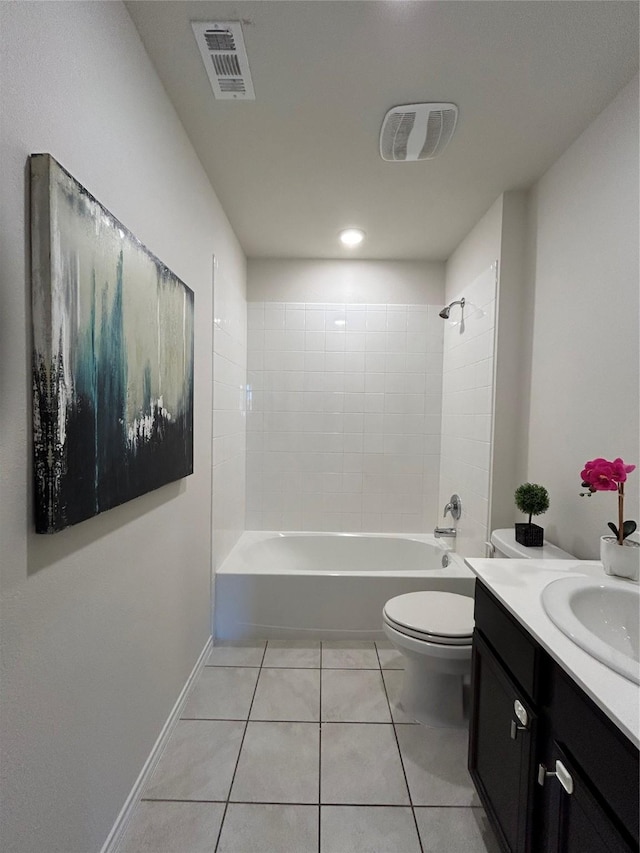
[541,576,640,684]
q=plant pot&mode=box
[514,523,544,548]
[600,535,640,582]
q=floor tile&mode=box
[217,803,318,853]
[230,722,319,803]
[321,723,409,805]
[396,725,479,806]
[322,640,379,669]
[144,720,244,801]
[263,639,321,668]
[250,668,320,721]
[381,669,419,724]
[118,801,224,853]
[415,806,501,853]
[321,670,391,722]
[181,667,259,720]
[321,805,421,853]
[207,640,266,667]
[375,640,404,670]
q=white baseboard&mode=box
[100,635,213,853]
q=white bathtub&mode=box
[214,531,475,640]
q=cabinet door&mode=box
[469,631,537,853]
[539,743,635,853]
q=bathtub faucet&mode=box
[434,527,457,539]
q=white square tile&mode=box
[321,641,378,669]
[320,724,409,805]
[365,310,387,331]
[119,801,225,853]
[321,670,391,722]
[230,722,319,803]
[181,666,259,720]
[264,305,285,330]
[305,331,325,351]
[285,308,305,330]
[415,807,500,853]
[263,640,321,668]
[321,806,421,853]
[144,720,244,801]
[305,309,326,331]
[218,804,318,853]
[250,669,320,721]
[396,726,480,806]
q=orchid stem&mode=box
[618,482,624,545]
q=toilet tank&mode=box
[490,529,575,560]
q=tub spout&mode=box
[434,527,457,539]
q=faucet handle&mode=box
[443,493,462,521]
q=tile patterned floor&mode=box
[118,640,500,853]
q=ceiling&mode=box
[126,1,639,261]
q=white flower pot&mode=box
[600,535,640,582]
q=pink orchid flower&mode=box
[581,457,636,492]
[580,457,637,545]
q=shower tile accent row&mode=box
[245,302,444,533]
[438,264,497,557]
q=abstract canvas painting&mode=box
[30,154,194,533]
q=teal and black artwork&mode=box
[30,154,194,533]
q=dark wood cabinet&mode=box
[469,631,538,852]
[469,581,639,853]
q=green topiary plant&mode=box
[514,483,549,547]
[514,483,549,525]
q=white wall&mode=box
[521,75,639,559]
[248,259,444,304]
[0,4,245,852]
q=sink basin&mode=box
[541,576,640,684]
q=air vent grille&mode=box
[192,21,255,100]
[380,103,458,162]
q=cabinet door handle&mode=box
[537,761,574,795]
[513,699,528,727]
[510,719,528,739]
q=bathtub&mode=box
[214,531,475,640]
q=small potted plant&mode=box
[514,483,549,547]
[580,457,638,581]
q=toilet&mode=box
[382,530,575,728]
[490,528,575,560]
[382,590,474,728]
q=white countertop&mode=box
[465,558,640,749]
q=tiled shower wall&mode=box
[212,259,247,568]
[245,302,444,532]
[438,263,497,557]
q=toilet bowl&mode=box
[382,591,474,728]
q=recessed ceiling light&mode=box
[339,228,365,247]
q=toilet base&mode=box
[399,656,467,728]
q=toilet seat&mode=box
[383,591,474,646]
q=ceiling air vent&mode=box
[380,103,458,162]
[192,22,255,100]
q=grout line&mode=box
[378,660,425,853]
[213,641,267,853]
[318,641,323,853]
[140,797,480,809]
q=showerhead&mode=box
[439,297,465,320]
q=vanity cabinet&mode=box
[468,581,639,853]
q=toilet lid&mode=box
[383,592,474,640]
